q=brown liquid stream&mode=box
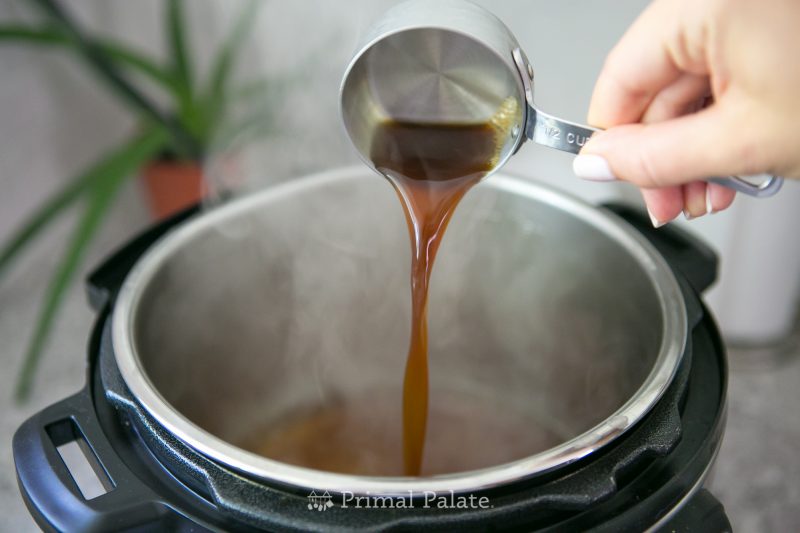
[237,120,531,476]
[369,120,500,475]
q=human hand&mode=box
[572,0,800,226]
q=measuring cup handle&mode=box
[528,108,784,198]
[528,108,599,155]
[708,175,784,197]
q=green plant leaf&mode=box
[167,0,193,87]
[165,0,203,144]
[30,0,200,159]
[0,25,180,94]
[166,0,196,126]
[199,0,262,142]
[13,127,168,402]
[0,166,95,280]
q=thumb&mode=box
[573,105,763,188]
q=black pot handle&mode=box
[86,205,199,312]
[657,488,732,532]
[13,390,166,532]
[602,203,718,294]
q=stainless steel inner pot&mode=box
[112,167,686,495]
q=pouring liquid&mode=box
[369,120,500,475]
[237,117,541,476]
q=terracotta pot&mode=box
[141,160,205,220]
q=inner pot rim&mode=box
[111,166,687,495]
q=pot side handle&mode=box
[601,203,718,294]
[13,390,166,532]
[86,205,199,312]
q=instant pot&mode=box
[14,168,730,531]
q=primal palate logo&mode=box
[305,489,491,511]
[307,490,334,511]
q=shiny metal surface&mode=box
[340,0,526,175]
[340,0,782,197]
[708,174,783,198]
[513,47,600,155]
[531,109,599,154]
[112,166,687,495]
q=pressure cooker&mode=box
[15,168,730,531]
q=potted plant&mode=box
[0,0,274,400]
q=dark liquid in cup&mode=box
[236,119,561,476]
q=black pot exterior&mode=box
[13,204,730,532]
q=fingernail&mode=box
[648,208,666,228]
[705,187,715,214]
[573,154,617,181]
[683,209,695,221]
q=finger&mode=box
[587,0,683,127]
[576,103,766,188]
[641,187,684,226]
[634,74,711,226]
[706,182,736,214]
[682,181,708,219]
[647,76,713,222]
[640,73,710,123]
[643,179,736,221]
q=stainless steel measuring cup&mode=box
[340,0,782,197]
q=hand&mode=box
[572,0,800,226]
